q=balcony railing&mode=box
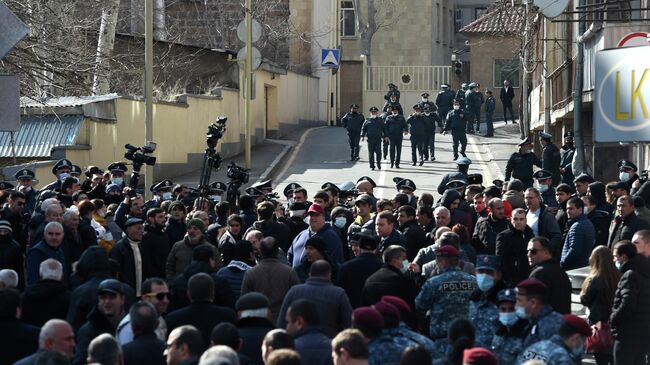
[365,65,452,92]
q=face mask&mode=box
[424,112,430,116]
[515,305,529,319]
[584,207,589,214]
[422,98,428,102]
[112,177,123,186]
[162,192,173,200]
[211,195,222,203]
[392,111,398,115]
[99,211,107,218]
[453,105,460,110]
[499,312,518,327]
[401,259,409,274]
[536,183,548,193]
[20,186,32,193]
[615,261,623,270]
[290,210,305,218]
[571,341,586,358]
[58,172,71,181]
[619,172,630,182]
[334,217,347,228]
[476,273,495,292]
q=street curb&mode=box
[256,141,295,183]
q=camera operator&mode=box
[114,187,146,230]
[145,180,174,211]
[107,162,128,189]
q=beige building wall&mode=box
[289,0,313,74]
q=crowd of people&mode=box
[2,118,650,365]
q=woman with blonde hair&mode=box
[580,245,621,365]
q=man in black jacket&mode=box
[336,235,382,308]
[611,240,650,365]
[166,273,237,346]
[527,237,572,314]
[361,245,418,310]
[74,279,126,365]
[235,292,275,365]
[609,195,649,249]
[21,259,70,327]
[396,206,426,261]
[499,80,515,124]
[496,208,534,286]
[166,201,187,245]
[110,217,147,296]
[472,198,509,254]
[0,288,39,365]
[245,201,291,253]
[121,302,166,365]
[539,132,561,187]
[142,208,170,278]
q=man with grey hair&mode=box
[199,345,239,365]
[87,334,123,365]
[22,259,71,326]
[30,199,64,245]
[14,319,76,365]
[26,221,68,285]
[411,230,459,273]
[0,269,18,289]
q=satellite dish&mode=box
[534,0,569,18]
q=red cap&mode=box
[516,278,548,296]
[381,295,411,313]
[307,203,325,216]
[463,348,497,365]
[372,301,401,320]
[436,245,459,257]
[563,314,592,336]
[352,307,384,331]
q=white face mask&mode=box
[334,217,347,228]
[453,105,460,110]
[422,97,428,102]
[535,182,549,193]
[162,192,173,200]
[211,195,222,203]
[112,177,123,186]
[290,210,305,218]
[400,259,409,274]
[584,207,590,214]
[619,172,630,182]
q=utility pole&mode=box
[521,0,530,140]
[144,0,153,200]
[573,0,586,174]
[543,20,551,133]
[244,0,252,168]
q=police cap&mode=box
[533,169,553,180]
[573,173,595,184]
[0,182,14,190]
[413,104,422,110]
[357,176,377,188]
[539,132,552,140]
[467,174,483,186]
[51,159,73,175]
[369,106,379,112]
[461,83,468,88]
[441,83,450,89]
[387,83,396,88]
[245,187,263,197]
[517,138,532,147]
[84,166,104,178]
[421,92,430,98]
[492,179,504,189]
[563,314,592,336]
[251,179,272,190]
[350,104,360,109]
[107,162,127,173]
[456,157,472,165]
[15,169,35,180]
[497,288,516,304]
[283,183,302,197]
[71,165,82,176]
[321,182,341,195]
[618,159,638,172]
[150,179,173,192]
[210,182,227,193]
[396,179,416,191]
[516,278,548,296]
[468,82,477,88]
[446,180,467,190]
[475,255,501,271]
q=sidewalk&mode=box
[468,120,522,183]
[171,126,310,189]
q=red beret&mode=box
[516,278,548,296]
[563,314,592,336]
[463,347,497,365]
[352,307,384,331]
[381,295,411,313]
[436,245,459,257]
[372,301,401,320]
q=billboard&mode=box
[594,45,650,142]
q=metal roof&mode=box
[0,115,84,158]
[20,94,120,108]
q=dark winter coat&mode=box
[166,301,237,347]
[336,252,383,308]
[0,317,39,365]
[26,240,68,286]
[610,254,650,341]
[165,218,186,246]
[587,209,611,247]
[398,220,427,261]
[560,214,595,270]
[362,265,418,311]
[215,260,252,300]
[169,261,235,311]
[472,215,509,254]
[237,317,275,365]
[21,279,70,327]
[495,224,534,286]
[581,275,614,325]
[529,259,572,314]
[528,204,563,259]
[246,219,291,253]
[0,235,24,288]
[121,333,166,365]
[141,224,170,278]
[293,327,333,365]
[608,212,649,249]
[74,305,124,365]
[109,236,145,292]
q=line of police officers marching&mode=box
[341,82,498,170]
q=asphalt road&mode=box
[273,126,495,200]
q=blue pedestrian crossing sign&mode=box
[321,48,340,68]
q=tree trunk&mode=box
[93,0,120,95]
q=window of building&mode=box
[448,9,453,45]
[455,9,464,32]
[494,59,520,88]
[436,3,441,42]
[475,7,487,19]
[341,1,356,37]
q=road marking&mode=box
[468,135,495,184]
[377,166,387,199]
[275,126,326,183]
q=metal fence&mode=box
[365,65,452,92]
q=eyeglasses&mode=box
[144,292,171,301]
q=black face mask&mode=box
[0,234,12,244]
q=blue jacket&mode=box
[561,214,595,270]
[288,223,343,267]
[215,260,252,300]
[293,327,333,365]
[26,241,68,285]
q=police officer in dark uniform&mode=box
[407,104,427,166]
[361,106,385,171]
[533,170,558,211]
[436,84,455,123]
[505,138,542,189]
[395,178,418,208]
[443,99,468,161]
[559,131,575,187]
[251,180,273,197]
[209,181,227,204]
[383,83,401,108]
[42,159,74,192]
[438,157,471,194]
[283,183,302,204]
[539,132,561,187]
[14,169,38,214]
[418,92,436,112]
[382,94,404,115]
[107,162,128,188]
[145,179,174,210]
[422,105,441,162]
[385,104,408,168]
[80,166,106,200]
[341,104,365,161]
[70,165,82,180]
[455,83,468,109]
[465,83,483,134]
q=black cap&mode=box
[107,162,127,173]
[573,173,595,184]
[355,194,373,205]
[358,235,378,250]
[413,104,422,110]
[421,93,429,98]
[210,182,227,192]
[245,187,263,197]
[283,183,302,197]
[533,169,553,180]
[492,179,504,189]
[14,169,35,180]
[396,179,416,191]
[517,138,532,147]
[236,292,270,311]
[71,165,82,175]
[52,159,73,175]
[618,160,638,172]
[97,279,124,295]
[321,182,340,195]
[150,179,173,192]
[84,166,104,178]
[467,174,483,186]
[251,180,272,190]
[369,106,379,112]
[350,104,360,109]
[357,176,377,188]
[0,182,15,190]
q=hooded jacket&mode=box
[611,254,650,340]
